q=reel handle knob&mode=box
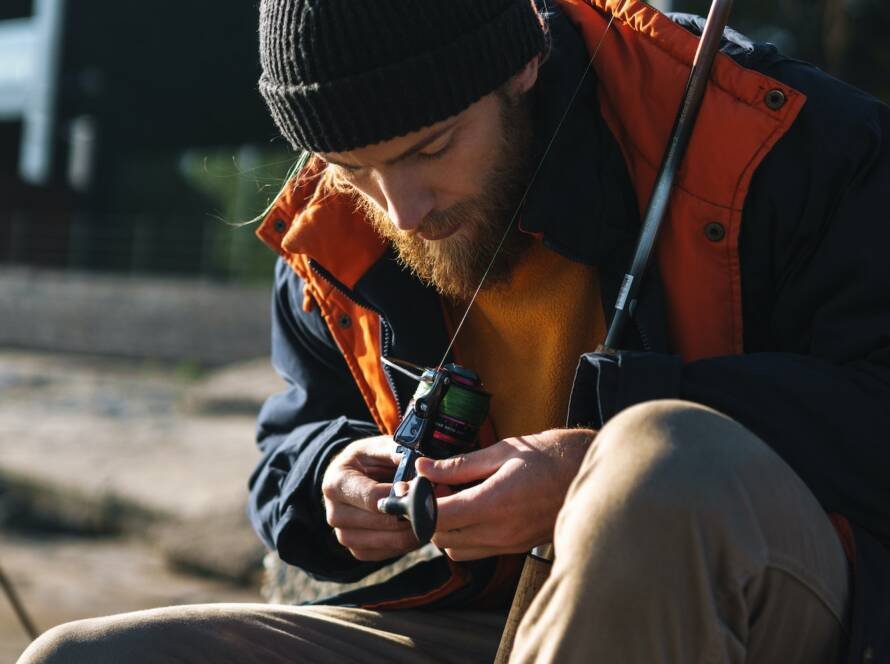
[379,477,437,545]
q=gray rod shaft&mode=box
[0,561,39,641]
[603,0,735,350]
[495,1,737,660]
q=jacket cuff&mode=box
[567,351,682,429]
[273,417,380,576]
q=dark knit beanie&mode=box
[259,0,547,153]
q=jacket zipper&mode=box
[379,318,403,418]
[308,260,403,419]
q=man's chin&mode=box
[418,222,462,242]
[390,247,481,301]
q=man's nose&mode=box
[377,172,434,233]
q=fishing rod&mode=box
[0,560,39,641]
[494,1,735,660]
[602,0,735,352]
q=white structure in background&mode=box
[0,0,66,185]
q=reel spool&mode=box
[379,361,490,543]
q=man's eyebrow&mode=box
[385,123,457,164]
[323,122,457,169]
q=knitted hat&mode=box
[259,0,547,153]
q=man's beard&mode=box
[329,90,535,301]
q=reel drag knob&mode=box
[379,477,437,545]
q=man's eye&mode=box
[419,141,450,161]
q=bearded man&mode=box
[20,0,890,663]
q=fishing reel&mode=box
[378,359,490,544]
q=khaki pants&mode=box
[19,401,849,663]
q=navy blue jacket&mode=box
[249,9,890,661]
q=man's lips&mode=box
[418,222,461,241]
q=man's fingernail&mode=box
[377,498,387,512]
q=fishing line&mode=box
[384,8,617,545]
[437,12,616,370]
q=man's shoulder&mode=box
[672,12,886,151]
[668,13,779,71]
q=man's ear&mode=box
[508,55,541,96]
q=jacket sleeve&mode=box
[247,258,393,582]
[569,86,890,545]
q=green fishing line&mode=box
[440,385,489,425]
[413,370,490,427]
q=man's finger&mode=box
[352,436,404,468]
[441,546,505,562]
[430,523,488,550]
[433,481,492,532]
[364,464,400,483]
[333,472,394,512]
[349,548,411,563]
[357,452,404,480]
[326,502,411,531]
[415,443,506,485]
[334,525,418,552]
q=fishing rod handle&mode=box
[494,544,554,664]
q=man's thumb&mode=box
[415,445,504,485]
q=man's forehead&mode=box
[319,117,460,169]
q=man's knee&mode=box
[585,399,754,487]
[561,400,766,540]
[18,618,110,664]
[19,607,198,664]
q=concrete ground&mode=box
[0,351,272,521]
[0,534,263,662]
[0,350,281,661]
[0,347,438,661]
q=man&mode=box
[20,0,890,662]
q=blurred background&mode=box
[0,2,290,659]
[0,0,887,659]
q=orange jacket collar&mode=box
[257,0,806,363]
[560,0,805,209]
[256,156,387,289]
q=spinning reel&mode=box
[378,359,490,544]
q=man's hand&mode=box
[415,428,596,561]
[321,436,420,561]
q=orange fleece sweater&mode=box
[446,241,606,440]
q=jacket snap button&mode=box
[338,314,351,329]
[765,89,786,110]
[704,222,726,242]
[273,219,287,233]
